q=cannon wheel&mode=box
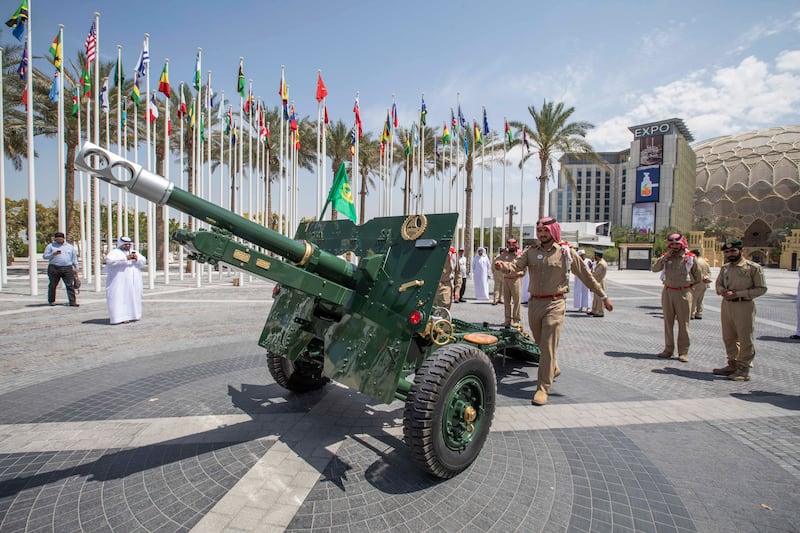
[403,343,496,479]
[267,351,329,393]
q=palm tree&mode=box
[510,100,599,220]
[391,124,440,215]
[323,120,356,221]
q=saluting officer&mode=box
[495,217,613,406]
[651,233,701,362]
[713,239,767,381]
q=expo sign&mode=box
[634,123,672,138]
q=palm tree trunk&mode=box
[538,154,548,219]
[65,139,77,240]
[464,156,474,275]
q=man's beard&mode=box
[538,235,553,245]
[726,252,741,263]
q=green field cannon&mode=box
[75,142,539,478]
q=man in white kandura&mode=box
[471,247,492,301]
[105,236,147,325]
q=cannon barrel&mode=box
[74,142,355,285]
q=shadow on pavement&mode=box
[758,335,800,344]
[605,351,660,360]
[652,367,716,381]
[731,390,800,410]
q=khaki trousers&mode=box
[691,283,708,317]
[527,297,565,393]
[661,287,693,355]
[720,300,756,365]
[502,278,522,326]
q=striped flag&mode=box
[100,78,109,112]
[158,61,170,97]
[84,20,97,63]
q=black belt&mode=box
[728,297,752,302]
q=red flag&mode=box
[168,118,172,136]
[177,90,187,118]
[21,86,28,110]
[353,97,363,138]
[315,72,328,102]
[324,103,329,125]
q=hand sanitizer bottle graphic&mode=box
[641,172,652,197]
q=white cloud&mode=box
[588,51,800,150]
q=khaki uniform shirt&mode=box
[439,252,462,295]
[652,251,702,288]
[499,243,606,297]
[715,257,767,299]
[696,256,712,284]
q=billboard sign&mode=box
[635,166,660,203]
[639,134,663,166]
[632,202,656,233]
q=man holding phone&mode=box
[104,236,147,324]
[43,231,80,307]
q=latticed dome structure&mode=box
[694,126,800,247]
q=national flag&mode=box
[294,130,300,150]
[451,108,456,130]
[140,39,149,67]
[353,97,363,137]
[177,89,187,118]
[316,72,328,102]
[121,99,127,125]
[458,104,467,129]
[100,78,109,112]
[21,86,27,109]
[225,107,232,134]
[404,134,411,157]
[350,129,356,156]
[81,61,91,96]
[392,102,398,127]
[244,88,254,114]
[523,127,530,152]
[380,112,390,144]
[420,96,427,125]
[130,77,141,106]
[290,104,297,131]
[5,0,28,41]
[193,50,201,91]
[188,102,195,128]
[231,127,236,147]
[84,20,97,63]
[278,70,288,102]
[264,124,271,148]
[473,121,482,145]
[168,117,172,136]
[71,87,79,117]
[323,103,329,125]
[149,94,159,122]
[237,59,245,97]
[158,61,170,97]
[134,45,146,82]
[442,122,451,143]
[17,40,27,80]
[463,131,470,157]
[483,107,490,136]
[205,80,214,109]
[113,55,124,87]
[49,31,62,68]
[328,162,357,224]
[412,122,419,146]
[505,119,513,144]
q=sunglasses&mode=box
[667,237,682,242]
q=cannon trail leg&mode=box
[267,351,329,393]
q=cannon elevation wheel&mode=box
[267,351,329,393]
[403,344,496,479]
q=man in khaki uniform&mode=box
[690,249,711,319]
[588,250,608,317]
[492,248,506,305]
[495,239,524,327]
[651,233,702,362]
[713,239,767,381]
[434,246,462,310]
[495,218,613,406]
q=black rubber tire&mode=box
[267,351,329,393]
[403,344,496,479]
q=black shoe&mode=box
[48,302,56,306]
[69,303,80,307]
[695,316,702,320]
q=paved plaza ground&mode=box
[0,260,798,532]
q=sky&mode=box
[4,0,800,224]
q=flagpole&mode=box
[55,25,65,234]
[248,79,254,227]
[143,33,155,289]
[520,127,525,240]
[219,90,225,211]
[115,45,123,239]
[103,77,112,252]
[316,71,322,216]
[278,65,285,234]
[389,95,395,216]
[480,110,485,251]
[0,48,6,288]
[207,70,214,283]
[321,98,328,218]
[489,128,495,258]
[178,81,185,280]
[163,59,170,285]
[85,98,93,284]
[418,92,424,214]
[502,117,507,246]
[92,12,101,294]
[20,9,39,294]
[353,91,360,223]
[194,50,202,288]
